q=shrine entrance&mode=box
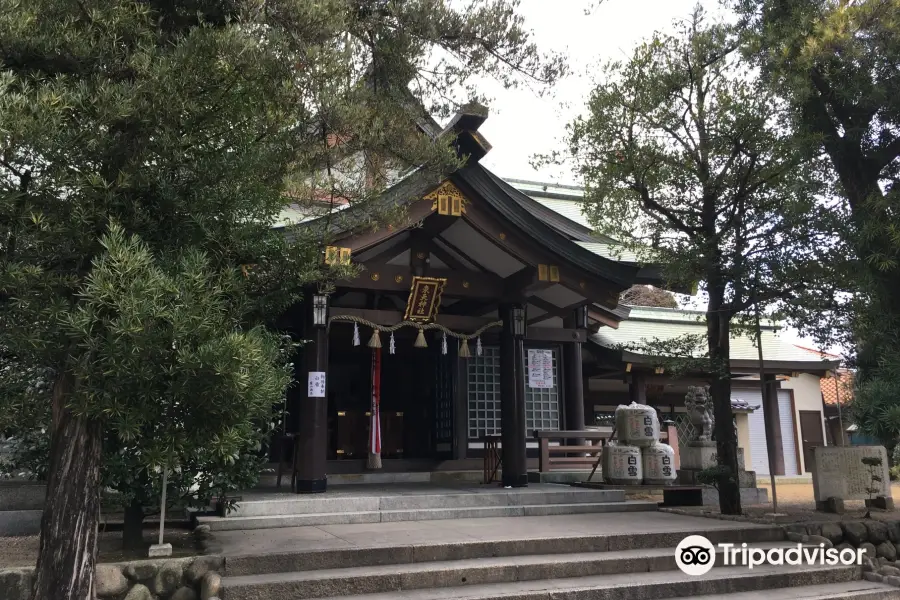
[326,325,454,462]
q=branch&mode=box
[873,134,900,174]
[631,181,702,237]
[0,158,23,179]
[733,283,807,314]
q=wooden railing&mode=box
[482,435,502,483]
[533,423,679,473]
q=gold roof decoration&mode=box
[425,181,468,217]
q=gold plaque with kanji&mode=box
[404,276,447,323]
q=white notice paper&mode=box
[308,371,326,398]
[527,349,554,389]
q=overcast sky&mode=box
[477,0,723,183]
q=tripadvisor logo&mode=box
[675,535,867,576]
[676,535,716,576]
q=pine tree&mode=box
[0,1,562,597]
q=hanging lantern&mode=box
[352,322,360,346]
[476,336,483,356]
[368,329,382,348]
[442,332,448,355]
[459,338,471,358]
[414,328,428,348]
[389,332,396,355]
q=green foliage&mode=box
[697,465,733,490]
[734,0,900,437]
[546,7,839,514]
[554,8,836,309]
[4,225,290,510]
[0,0,563,586]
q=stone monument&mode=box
[811,445,893,513]
[676,386,767,505]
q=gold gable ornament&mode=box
[325,246,352,266]
[425,181,468,217]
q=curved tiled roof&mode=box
[589,306,840,372]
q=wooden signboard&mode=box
[403,276,447,323]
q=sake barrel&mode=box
[616,402,660,447]
[603,443,642,485]
[642,442,677,485]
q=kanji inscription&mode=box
[811,446,890,502]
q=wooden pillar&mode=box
[296,294,329,493]
[563,308,586,436]
[453,348,468,460]
[762,374,786,476]
[629,372,647,405]
[500,303,527,487]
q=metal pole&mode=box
[755,307,778,515]
[158,466,168,546]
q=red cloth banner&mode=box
[370,347,381,455]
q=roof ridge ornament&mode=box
[440,103,492,162]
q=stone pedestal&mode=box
[676,442,767,506]
[679,442,745,471]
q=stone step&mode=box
[686,581,898,599]
[221,564,864,600]
[223,526,787,576]
[221,542,798,599]
[228,489,625,518]
[200,501,658,531]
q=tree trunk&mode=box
[32,371,102,600]
[122,500,145,551]
[706,291,742,515]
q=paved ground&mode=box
[208,511,770,557]
[662,481,900,525]
[239,482,590,501]
[756,481,900,504]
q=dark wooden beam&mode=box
[346,262,504,299]
[330,307,498,331]
[410,230,429,277]
[332,197,434,252]
[503,267,554,299]
[421,213,459,237]
[526,327,586,343]
[417,235,470,272]
[588,309,621,330]
[527,298,589,326]
[442,298,496,316]
[363,236,412,263]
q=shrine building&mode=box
[276,106,666,493]
[275,106,837,494]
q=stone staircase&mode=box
[197,485,656,531]
[218,525,896,600]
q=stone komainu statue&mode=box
[684,386,714,442]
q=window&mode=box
[467,346,560,438]
[467,346,502,438]
[523,349,560,431]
